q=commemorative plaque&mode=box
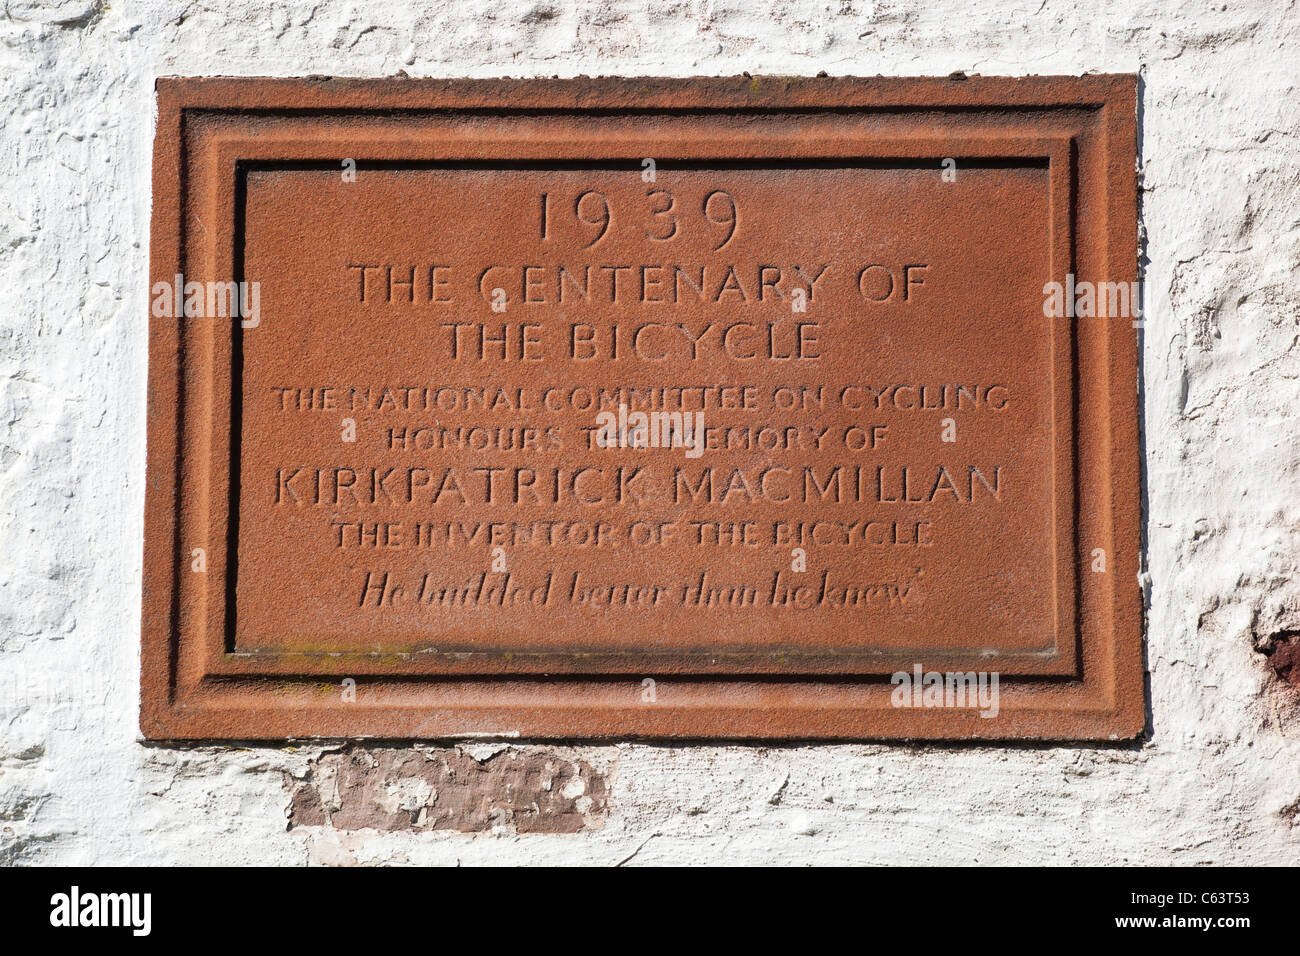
[142,76,1142,739]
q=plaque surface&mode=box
[142,75,1141,740]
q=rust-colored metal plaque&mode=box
[143,76,1141,740]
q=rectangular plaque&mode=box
[142,75,1142,740]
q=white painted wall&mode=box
[2,0,1298,865]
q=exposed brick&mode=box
[286,746,608,834]
[1267,632,1300,689]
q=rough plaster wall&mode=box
[1,0,1298,865]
